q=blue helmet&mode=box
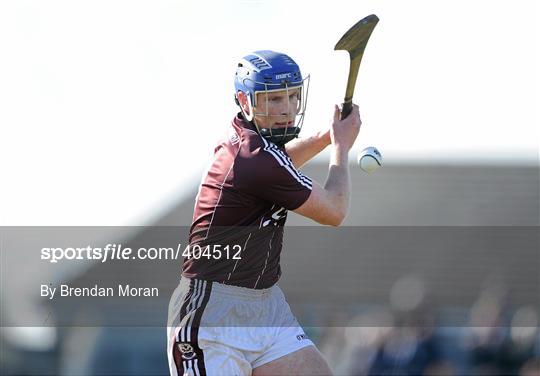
[234,50,310,146]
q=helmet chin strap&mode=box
[259,127,300,146]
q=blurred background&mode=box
[1,0,538,375]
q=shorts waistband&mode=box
[180,276,274,298]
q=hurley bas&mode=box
[41,284,159,299]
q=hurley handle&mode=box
[340,101,353,120]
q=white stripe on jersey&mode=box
[270,145,313,186]
[204,144,242,240]
[253,229,276,289]
[225,232,252,282]
[261,138,313,190]
[266,142,312,187]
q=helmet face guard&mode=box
[246,77,310,146]
[234,50,310,146]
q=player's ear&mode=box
[236,91,251,116]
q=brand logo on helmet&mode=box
[275,73,292,79]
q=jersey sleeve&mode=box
[239,141,313,210]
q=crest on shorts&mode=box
[177,342,196,360]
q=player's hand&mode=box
[330,103,361,151]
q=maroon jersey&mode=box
[182,114,313,289]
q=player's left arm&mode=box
[285,130,331,168]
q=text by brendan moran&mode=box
[41,284,159,299]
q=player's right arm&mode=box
[293,104,361,226]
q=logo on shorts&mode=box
[296,334,308,341]
[178,342,196,360]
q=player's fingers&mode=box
[351,103,361,119]
[333,104,340,123]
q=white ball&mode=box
[358,146,382,173]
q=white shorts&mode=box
[167,277,314,376]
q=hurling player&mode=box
[168,50,361,376]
